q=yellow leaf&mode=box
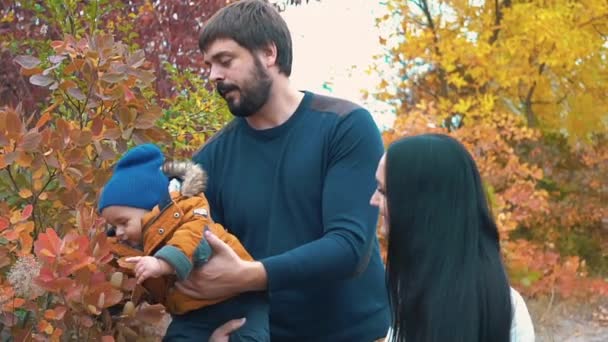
[453,98,473,114]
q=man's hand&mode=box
[175,230,267,300]
[209,318,247,342]
[125,256,173,284]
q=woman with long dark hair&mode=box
[370,134,534,342]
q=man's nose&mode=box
[208,66,224,83]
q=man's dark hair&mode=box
[199,0,293,76]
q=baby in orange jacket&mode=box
[98,143,269,341]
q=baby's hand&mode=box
[125,256,173,284]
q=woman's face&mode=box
[370,154,388,237]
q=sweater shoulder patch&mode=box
[309,93,362,117]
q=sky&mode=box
[280,0,396,130]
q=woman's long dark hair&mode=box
[385,134,512,342]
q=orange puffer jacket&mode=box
[109,161,253,315]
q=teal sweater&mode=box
[193,91,390,341]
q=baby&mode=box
[98,143,268,341]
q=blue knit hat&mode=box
[98,143,169,213]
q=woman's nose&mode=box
[370,191,379,207]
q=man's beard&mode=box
[217,58,273,118]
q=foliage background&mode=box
[372,0,608,300]
[0,0,606,340]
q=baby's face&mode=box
[101,206,147,247]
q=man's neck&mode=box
[245,79,305,130]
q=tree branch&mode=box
[523,63,546,127]
[490,0,512,44]
[415,0,449,97]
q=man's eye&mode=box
[219,58,232,67]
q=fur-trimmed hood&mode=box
[162,161,207,197]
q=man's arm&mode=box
[260,108,383,291]
[177,109,383,299]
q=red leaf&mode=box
[21,204,33,220]
[123,85,136,103]
[50,41,64,50]
[0,217,9,232]
[3,230,19,241]
[34,228,62,262]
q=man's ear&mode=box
[258,42,278,69]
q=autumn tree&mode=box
[0,0,233,338]
[372,0,608,297]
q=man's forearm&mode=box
[260,232,366,292]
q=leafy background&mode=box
[0,0,606,340]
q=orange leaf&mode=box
[44,306,67,320]
[18,189,33,199]
[17,131,42,152]
[91,117,103,137]
[20,67,44,77]
[15,152,33,167]
[58,80,77,91]
[50,327,63,341]
[37,319,54,335]
[3,297,26,310]
[39,249,55,257]
[10,210,21,224]
[35,112,52,129]
[5,109,22,135]
[134,110,158,129]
